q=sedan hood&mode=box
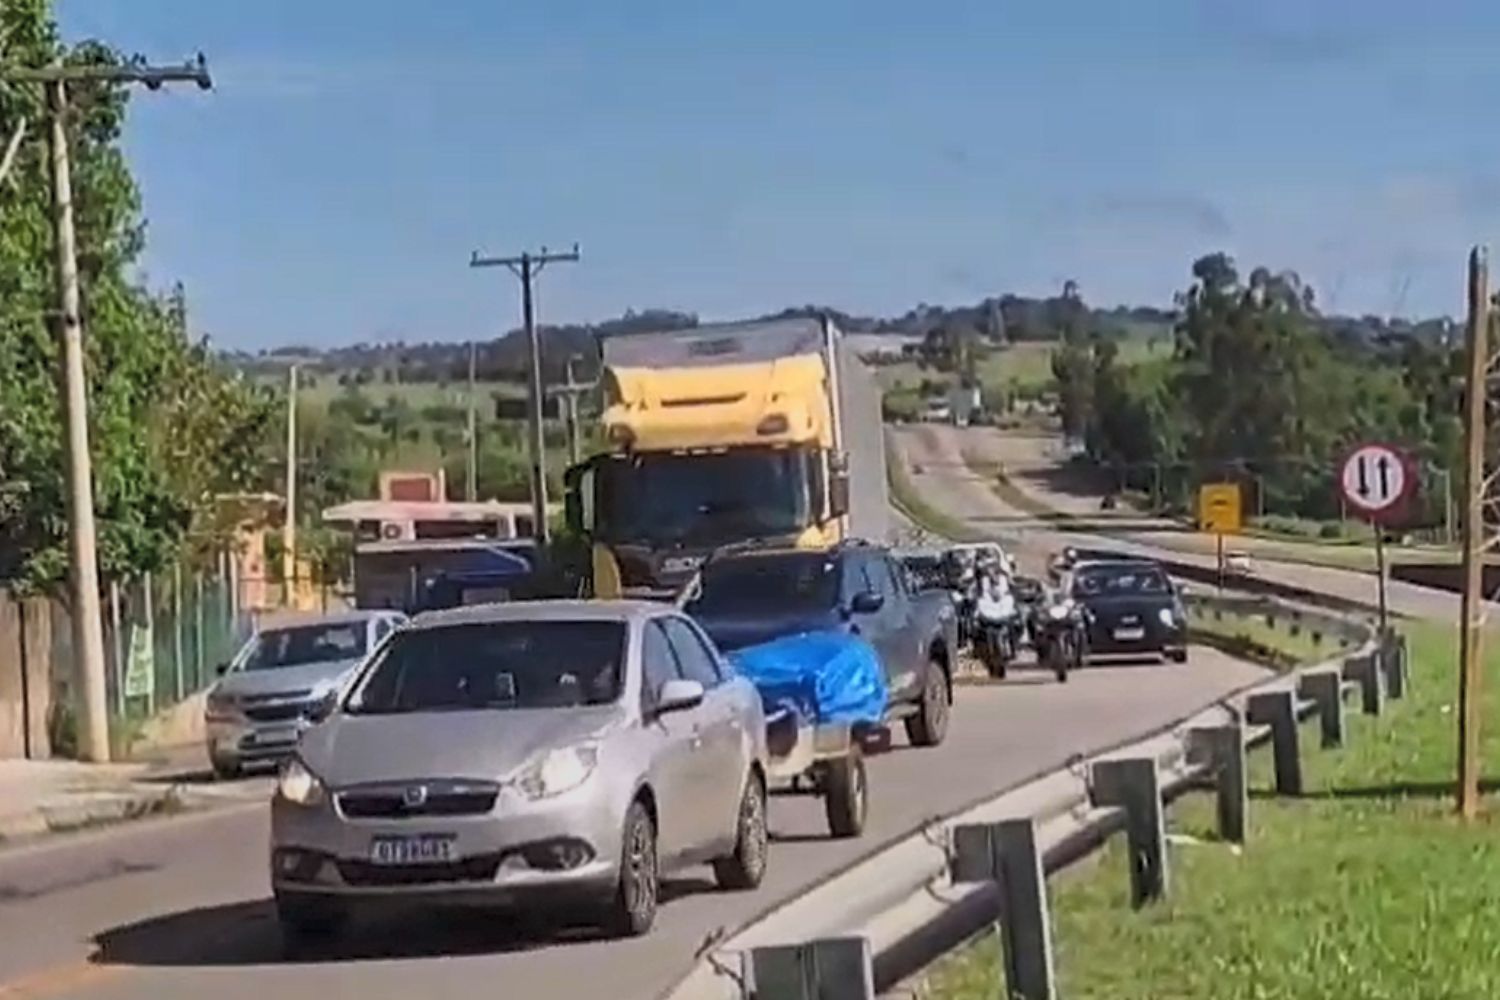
[215,659,366,700]
[300,705,627,787]
[694,610,845,653]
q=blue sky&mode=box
[56,0,1500,349]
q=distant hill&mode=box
[223,294,1454,385]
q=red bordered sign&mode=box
[1338,443,1415,522]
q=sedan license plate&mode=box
[1113,626,1146,641]
[369,835,456,866]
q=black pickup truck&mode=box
[684,542,960,747]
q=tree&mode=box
[0,2,273,588]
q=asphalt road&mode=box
[0,648,1265,1000]
[896,424,1463,621]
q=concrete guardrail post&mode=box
[1297,670,1345,749]
[1379,628,1409,700]
[951,819,1057,1000]
[1187,723,1247,844]
[1090,757,1168,907]
[1341,650,1385,717]
[1247,690,1303,796]
[744,936,875,1000]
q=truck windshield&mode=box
[688,553,840,615]
[599,447,815,546]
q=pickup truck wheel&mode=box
[823,750,867,838]
[904,661,951,747]
[713,772,768,890]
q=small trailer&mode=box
[762,707,869,839]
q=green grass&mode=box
[920,621,1500,1000]
[887,438,983,543]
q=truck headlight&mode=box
[277,758,327,807]
[517,745,599,800]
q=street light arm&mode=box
[1,54,211,90]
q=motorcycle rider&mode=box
[974,558,1022,677]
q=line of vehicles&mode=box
[200,315,1192,953]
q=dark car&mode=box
[684,542,959,747]
[1065,559,1188,664]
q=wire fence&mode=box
[1,557,353,759]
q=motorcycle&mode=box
[973,581,1025,679]
[1027,587,1086,683]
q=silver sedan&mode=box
[269,600,769,947]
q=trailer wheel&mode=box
[823,749,868,839]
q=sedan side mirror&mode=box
[656,679,705,715]
[850,590,884,615]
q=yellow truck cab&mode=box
[564,316,888,599]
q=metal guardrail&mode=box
[663,596,1405,1000]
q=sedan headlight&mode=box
[516,745,599,800]
[205,690,239,719]
[277,758,327,807]
[1158,607,1179,628]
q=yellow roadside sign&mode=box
[1198,482,1242,535]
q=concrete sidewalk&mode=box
[0,747,270,844]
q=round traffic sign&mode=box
[1339,443,1412,517]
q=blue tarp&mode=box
[728,631,888,726]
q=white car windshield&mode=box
[241,624,368,672]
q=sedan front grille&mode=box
[336,854,502,887]
[337,784,499,819]
[244,702,310,723]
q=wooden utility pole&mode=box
[1458,245,1490,819]
[0,56,210,763]
[469,244,580,545]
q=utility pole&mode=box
[466,340,479,501]
[469,244,580,545]
[0,56,210,764]
[1457,245,1490,820]
[550,355,593,467]
[283,364,299,607]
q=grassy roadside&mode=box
[887,436,983,543]
[919,621,1500,1000]
[951,445,1450,574]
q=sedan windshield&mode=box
[1072,565,1171,599]
[348,620,625,714]
[241,623,368,671]
[688,554,840,616]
